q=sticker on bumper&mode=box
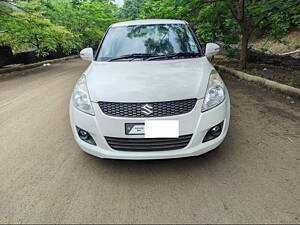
[145,120,179,138]
[125,123,145,135]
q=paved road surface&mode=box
[0,59,299,223]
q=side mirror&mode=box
[80,48,93,61]
[205,43,220,57]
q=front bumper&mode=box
[69,96,230,160]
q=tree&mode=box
[224,0,300,68]
[135,0,300,69]
[22,0,119,49]
[138,0,186,20]
[1,0,299,67]
[137,0,239,54]
[0,0,119,56]
[183,1,239,46]
[0,11,73,56]
[120,0,147,19]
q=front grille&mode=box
[98,98,197,117]
[105,134,193,151]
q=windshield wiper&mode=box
[147,52,201,61]
[108,53,157,62]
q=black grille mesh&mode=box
[98,98,197,117]
[105,134,193,151]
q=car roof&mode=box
[110,19,188,27]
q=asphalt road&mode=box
[0,59,299,223]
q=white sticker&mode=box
[145,120,179,138]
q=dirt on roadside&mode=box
[214,57,300,89]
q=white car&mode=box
[70,19,230,160]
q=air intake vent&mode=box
[105,134,193,152]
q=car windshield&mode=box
[96,24,202,61]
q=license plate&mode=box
[125,120,179,138]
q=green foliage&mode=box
[125,0,299,45]
[73,1,118,48]
[138,0,186,20]
[0,1,14,16]
[190,1,239,45]
[135,0,239,45]
[120,0,146,19]
[0,0,119,56]
[23,0,118,49]
[244,0,300,39]
[124,0,299,68]
[1,0,299,61]
[0,11,73,56]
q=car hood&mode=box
[85,57,214,102]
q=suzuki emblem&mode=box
[141,104,153,116]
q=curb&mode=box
[215,64,300,98]
[0,55,79,74]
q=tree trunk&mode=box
[240,31,249,69]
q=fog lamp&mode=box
[203,122,224,143]
[79,130,89,140]
[211,125,221,136]
[76,126,96,145]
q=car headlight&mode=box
[202,70,225,112]
[72,74,95,115]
